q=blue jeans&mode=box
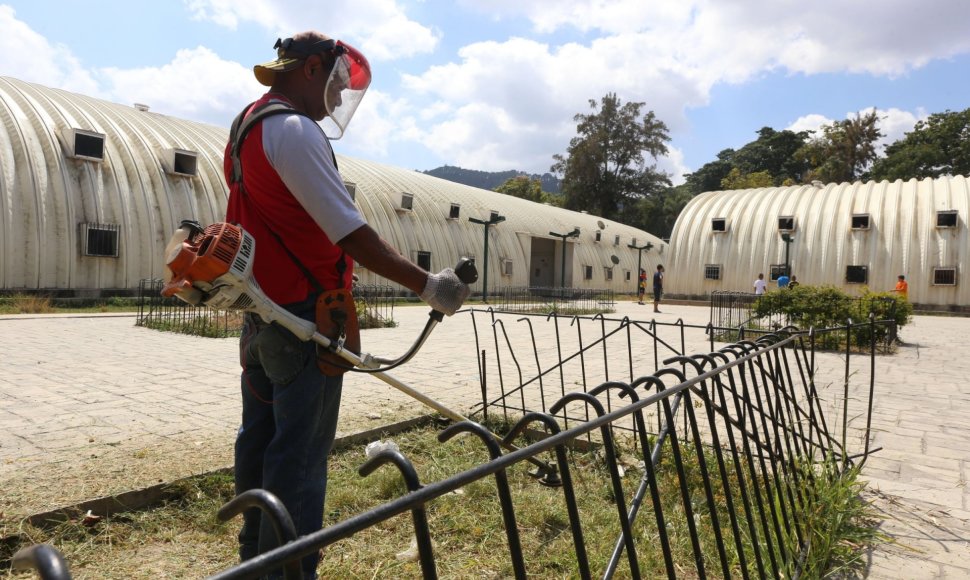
[234,295,343,579]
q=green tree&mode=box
[797,111,883,183]
[623,184,693,238]
[551,93,671,220]
[683,149,735,194]
[869,108,970,181]
[731,127,810,184]
[494,175,544,202]
[720,167,774,190]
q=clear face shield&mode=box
[321,41,371,140]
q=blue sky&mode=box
[2,0,969,185]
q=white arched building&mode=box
[667,177,970,310]
[0,77,666,297]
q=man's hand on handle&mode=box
[420,268,471,315]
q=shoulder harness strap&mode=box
[227,100,347,293]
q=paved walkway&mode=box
[1,302,968,576]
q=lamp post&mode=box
[627,241,653,293]
[548,228,581,290]
[469,213,506,302]
[781,232,794,276]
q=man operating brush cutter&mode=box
[163,30,471,579]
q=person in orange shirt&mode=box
[894,275,909,299]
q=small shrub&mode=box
[9,293,55,314]
[752,285,910,349]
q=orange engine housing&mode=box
[161,222,244,298]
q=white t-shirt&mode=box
[753,279,767,295]
[261,112,365,243]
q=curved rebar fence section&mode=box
[198,322,876,579]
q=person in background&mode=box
[894,275,909,299]
[788,275,800,289]
[777,273,790,289]
[225,31,470,578]
[637,269,646,304]
[653,264,665,313]
[753,273,767,295]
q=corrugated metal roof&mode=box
[0,76,666,294]
[667,177,970,307]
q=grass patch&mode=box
[1,424,882,579]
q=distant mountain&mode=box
[422,165,561,194]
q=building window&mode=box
[501,259,513,276]
[845,265,868,284]
[704,264,722,280]
[415,250,431,271]
[712,218,727,232]
[80,223,120,257]
[851,214,870,230]
[449,203,460,219]
[344,182,357,202]
[778,216,796,231]
[168,149,198,176]
[604,267,613,281]
[631,237,637,246]
[614,235,620,246]
[584,266,593,280]
[933,267,957,286]
[625,270,631,281]
[490,210,500,221]
[937,210,958,228]
[71,129,105,161]
[595,231,601,242]
[769,264,790,281]
[401,193,414,211]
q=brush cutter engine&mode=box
[161,220,316,340]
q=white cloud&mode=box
[183,0,440,61]
[0,5,101,96]
[869,107,927,153]
[786,114,834,135]
[98,47,260,125]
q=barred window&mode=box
[933,267,957,286]
[80,223,119,257]
[415,251,431,271]
[704,264,721,280]
[401,193,414,211]
[449,203,460,219]
[584,265,593,280]
[769,264,789,281]
[604,267,613,281]
[778,216,795,231]
[712,218,727,232]
[595,231,601,242]
[845,265,868,284]
[501,259,513,276]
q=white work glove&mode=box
[420,268,471,316]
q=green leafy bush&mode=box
[753,285,912,348]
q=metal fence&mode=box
[136,278,241,337]
[15,311,883,579]
[484,286,616,314]
[135,279,397,335]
